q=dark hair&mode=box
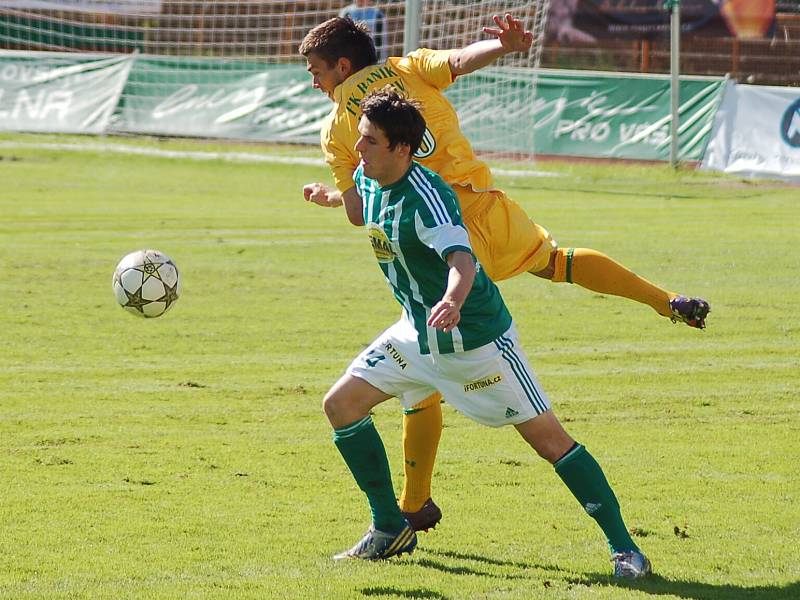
[360,87,426,156]
[299,17,377,71]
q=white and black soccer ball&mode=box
[112,249,180,318]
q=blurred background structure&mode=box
[2,1,798,179]
[0,0,797,85]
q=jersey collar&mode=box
[376,162,416,193]
[333,62,383,104]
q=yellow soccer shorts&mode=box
[456,186,557,282]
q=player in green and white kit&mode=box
[323,88,651,579]
[353,158,549,425]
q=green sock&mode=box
[333,415,406,534]
[554,443,638,553]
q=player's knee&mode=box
[322,388,344,422]
[323,385,370,428]
[516,412,575,464]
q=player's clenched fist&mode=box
[303,182,344,207]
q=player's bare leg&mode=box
[323,375,417,560]
[532,248,709,328]
[514,411,652,579]
[399,393,443,531]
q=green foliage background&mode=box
[1,134,798,599]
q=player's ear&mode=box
[336,56,353,77]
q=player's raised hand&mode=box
[482,13,533,53]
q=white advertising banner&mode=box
[701,81,800,182]
[0,1,161,14]
[0,50,134,133]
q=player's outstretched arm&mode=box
[427,251,476,333]
[303,183,365,226]
[340,187,365,226]
[449,13,533,76]
[303,182,342,207]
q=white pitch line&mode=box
[0,140,559,178]
[0,141,325,166]
[494,167,560,178]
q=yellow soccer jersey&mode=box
[322,48,495,218]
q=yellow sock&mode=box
[553,248,676,317]
[399,392,443,513]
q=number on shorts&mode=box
[364,349,386,368]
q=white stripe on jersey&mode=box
[380,189,392,217]
[450,324,464,352]
[408,166,449,226]
[364,177,379,224]
[381,196,433,351]
[381,189,399,289]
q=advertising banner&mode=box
[449,68,726,161]
[111,57,331,143]
[0,52,728,163]
[547,0,776,41]
[0,50,133,133]
[0,1,162,14]
[701,81,800,181]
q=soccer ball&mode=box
[112,249,180,318]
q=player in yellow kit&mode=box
[299,14,710,531]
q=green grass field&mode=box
[1,133,798,599]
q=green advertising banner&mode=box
[0,51,726,162]
[111,57,330,143]
[448,68,726,161]
[0,50,133,133]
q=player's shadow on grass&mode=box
[360,587,450,600]
[413,557,528,580]
[574,574,800,600]
[421,549,799,599]
[422,547,547,570]
[413,548,555,580]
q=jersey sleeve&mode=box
[415,213,472,262]
[321,111,359,193]
[402,48,458,91]
[412,177,473,261]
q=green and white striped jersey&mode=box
[355,162,511,355]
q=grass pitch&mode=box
[1,134,798,599]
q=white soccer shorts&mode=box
[347,318,551,427]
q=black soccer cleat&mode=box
[669,296,710,329]
[401,498,442,532]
